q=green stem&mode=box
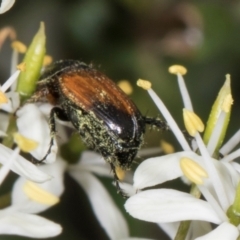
[174,184,201,240]
[227,182,240,226]
[2,114,17,148]
[232,182,240,215]
[174,220,191,240]
[0,193,11,209]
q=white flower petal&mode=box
[69,151,112,177]
[218,161,238,203]
[0,0,15,14]
[0,211,61,238]
[125,189,221,224]
[0,92,20,112]
[80,151,103,164]
[0,99,13,112]
[157,222,179,239]
[69,170,129,240]
[134,151,203,189]
[16,104,58,163]
[195,222,238,240]
[188,221,212,239]
[228,162,240,183]
[8,92,20,111]
[220,129,240,155]
[133,154,181,189]
[202,160,239,211]
[0,130,7,137]
[118,182,136,197]
[12,159,66,213]
[0,144,51,182]
[0,147,19,185]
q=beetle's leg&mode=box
[110,163,128,198]
[143,117,169,131]
[143,117,193,143]
[39,107,69,162]
[25,88,48,104]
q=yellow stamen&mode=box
[0,27,16,49]
[0,90,8,104]
[116,166,125,181]
[118,80,133,95]
[11,40,27,53]
[43,55,53,66]
[23,181,59,205]
[180,157,208,185]
[222,93,233,113]
[137,79,152,90]
[183,108,204,136]
[168,65,187,75]
[13,132,38,152]
[17,62,26,72]
[160,140,175,154]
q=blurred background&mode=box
[0,0,240,239]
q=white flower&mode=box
[0,211,61,238]
[0,159,66,238]
[0,40,64,237]
[0,0,15,14]
[68,151,129,240]
[0,144,52,183]
[0,30,132,239]
[125,66,240,239]
[12,158,66,213]
[0,53,58,186]
[16,104,58,163]
[0,66,21,112]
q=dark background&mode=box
[1,0,240,239]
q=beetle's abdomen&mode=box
[59,69,145,142]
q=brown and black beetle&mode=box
[28,60,168,195]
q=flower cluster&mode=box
[0,2,132,239]
[2,1,240,240]
[125,66,240,239]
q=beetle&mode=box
[27,60,168,196]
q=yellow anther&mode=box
[118,80,133,95]
[43,55,53,66]
[0,90,8,104]
[116,166,125,181]
[11,40,27,53]
[180,157,208,185]
[137,79,152,90]
[183,108,204,137]
[160,140,175,154]
[168,65,187,75]
[0,27,16,49]
[13,132,38,152]
[17,62,26,72]
[23,181,59,205]
[222,94,233,113]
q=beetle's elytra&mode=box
[28,60,168,195]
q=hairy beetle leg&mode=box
[39,107,69,163]
[143,117,169,131]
